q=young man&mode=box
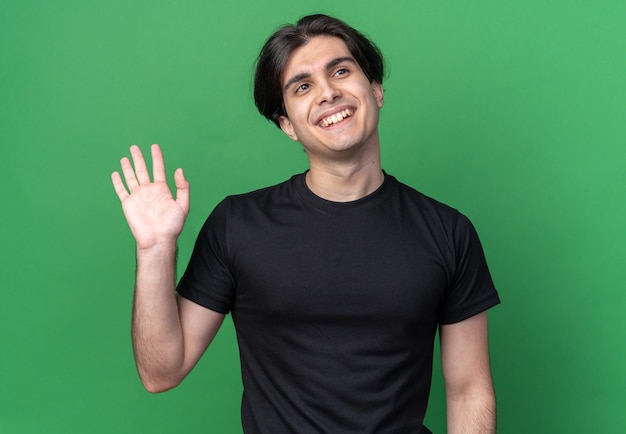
[112,14,500,434]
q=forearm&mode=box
[132,242,184,393]
[446,385,496,434]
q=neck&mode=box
[306,153,384,202]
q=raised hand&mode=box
[111,144,190,250]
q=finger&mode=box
[130,145,151,184]
[120,156,139,191]
[111,171,130,202]
[174,168,190,215]
[151,144,167,183]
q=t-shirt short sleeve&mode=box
[438,213,500,324]
[176,199,235,314]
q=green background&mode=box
[1,1,624,433]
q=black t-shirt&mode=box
[177,172,500,433]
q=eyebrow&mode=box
[283,56,357,91]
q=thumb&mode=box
[174,168,190,214]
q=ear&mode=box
[278,115,299,141]
[371,81,384,108]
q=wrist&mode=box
[136,239,178,259]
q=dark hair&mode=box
[253,14,385,128]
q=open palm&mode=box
[112,145,190,250]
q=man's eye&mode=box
[335,68,348,76]
[296,83,310,93]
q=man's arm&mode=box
[439,311,496,434]
[132,244,224,393]
[112,144,224,393]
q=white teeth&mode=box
[320,109,353,127]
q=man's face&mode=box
[278,36,384,162]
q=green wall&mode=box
[2,1,624,433]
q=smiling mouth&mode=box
[319,108,354,128]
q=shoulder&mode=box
[210,174,300,212]
[384,174,487,254]
[206,174,305,231]
[227,174,301,205]
[386,173,463,226]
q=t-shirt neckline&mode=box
[292,170,392,214]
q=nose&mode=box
[316,78,341,104]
